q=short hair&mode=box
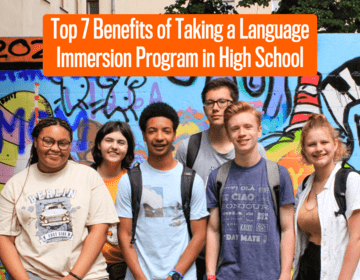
[28,117,73,165]
[300,114,348,165]
[224,101,262,131]
[201,78,239,104]
[92,121,135,170]
[139,102,179,132]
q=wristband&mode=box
[171,269,184,279]
[69,271,82,280]
[207,275,216,280]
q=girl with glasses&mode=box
[0,117,119,280]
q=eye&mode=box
[118,140,127,145]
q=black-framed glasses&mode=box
[41,137,71,150]
[204,99,233,109]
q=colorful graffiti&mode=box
[1,34,360,278]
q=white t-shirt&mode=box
[0,160,119,280]
[115,161,209,280]
[293,163,360,280]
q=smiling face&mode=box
[98,131,128,166]
[226,112,262,156]
[35,125,71,173]
[302,127,338,169]
[204,87,233,127]
[142,116,176,159]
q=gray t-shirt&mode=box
[175,129,267,183]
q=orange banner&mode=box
[43,14,317,77]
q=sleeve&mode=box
[278,165,295,206]
[0,180,22,236]
[115,174,133,218]
[86,173,119,226]
[345,172,360,219]
[190,174,209,220]
[206,169,220,209]
[175,138,189,165]
[257,143,267,159]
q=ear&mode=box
[142,132,147,144]
[34,139,37,149]
[257,125,263,139]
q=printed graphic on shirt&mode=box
[143,185,184,227]
[222,183,272,244]
[28,188,78,244]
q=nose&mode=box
[51,142,61,152]
[155,131,164,141]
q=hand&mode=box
[166,276,172,280]
[279,272,291,280]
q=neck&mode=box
[208,125,230,144]
[147,153,178,171]
[314,162,336,182]
[234,147,261,168]
[97,161,123,180]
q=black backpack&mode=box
[186,132,202,169]
[127,164,196,244]
[300,168,358,220]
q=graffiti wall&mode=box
[0,34,360,278]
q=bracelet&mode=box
[171,269,184,279]
[207,275,216,280]
[69,271,82,280]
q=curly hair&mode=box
[201,78,239,104]
[139,102,179,132]
[28,117,73,166]
[300,114,349,165]
[92,121,135,170]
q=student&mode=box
[206,101,295,280]
[116,102,209,280]
[175,78,267,279]
[92,121,136,280]
[293,114,360,280]
[0,117,119,280]
[175,78,267,183]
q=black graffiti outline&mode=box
[91,76,147,122]
[51,77,90,117]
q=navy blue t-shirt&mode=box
[206,158,294,280]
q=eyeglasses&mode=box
[41,137,71,150]
[204,99,233,109]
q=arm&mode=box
[118,217,147,280]
[337,209,360,280]
[279,204,295,280]
[165,217,207,279]
[60,223,109,280]
[0,235,30,280]
[206,207,220,276]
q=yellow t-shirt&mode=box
[101,169,127,264]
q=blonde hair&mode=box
[224,101,262,131]
[300,114,348,165]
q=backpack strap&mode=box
[186,132,202,169]
[215,160,233,210]
[181,166,196,239]
[128,165,142,244]
[301,175,311,191]
[265,159,281,230]
[334,168,353,220]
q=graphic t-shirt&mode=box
[0,161,119,280]
[115,161,209,280]
[175,129,267,182]
[206,158,294,280]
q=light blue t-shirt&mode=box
[115,161,209,280]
